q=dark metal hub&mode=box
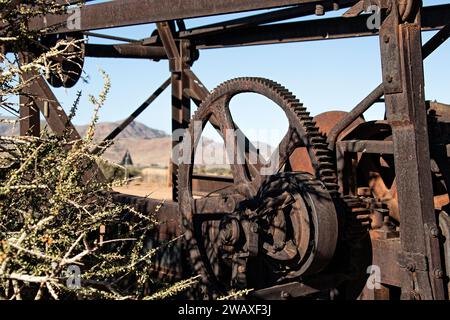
[192,172,339,296]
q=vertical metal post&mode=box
[171,45,191,201]
[157,22,192,202]
[19,53,40,136]
[380,5,446,300]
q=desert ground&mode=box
[113,167,173,200]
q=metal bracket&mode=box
[379,4,403,94]
[156,22,198,72]
[157,21,183,72]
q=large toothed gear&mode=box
[177,77,341,297]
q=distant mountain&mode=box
[76,120,168,140]
[0,118,171,167]
[0,118,168,140]
[0,118,20,136]
[102,137,171,167]
[0,118,273,168]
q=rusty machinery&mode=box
[2,0,450,300]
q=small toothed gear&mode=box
[342,196,372,241]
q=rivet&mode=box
[237,265,246,273]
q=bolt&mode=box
[280,291,291,299]
[237,265,246,273]
[406,263,416,272]
[383,35,390,43]
[434,268,444,279]
[251,224,258,233]
[386,75,393,83]
[430,226,439,238]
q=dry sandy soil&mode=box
[113,167,173,200]
[113,183,173,200]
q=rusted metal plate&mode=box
[370,236,402,287]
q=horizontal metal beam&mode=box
[183,0,357,37]
[28,0,326,33]
[85,43,167,60]
[185,4,450,49]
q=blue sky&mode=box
[40,0,450,143]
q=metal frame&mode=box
[3,0,450,300]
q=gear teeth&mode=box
[315,149,330,155]
[302,120,316,126]
[319,168,336,175]
[306,127,320,133]
[317,154,332,161]
[313,142,330,149]
[319,162,335,168]
[310,136,326,143]
[324,182,339,188]
[343,196,372,241]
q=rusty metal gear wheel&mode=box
[178,77,339,297]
